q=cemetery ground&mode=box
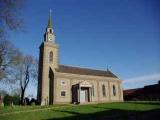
[0,102,160,120]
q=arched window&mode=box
[49,51,53,63]
[49,29,52,33]
[113,85,116,96]
[102,84,106,97]
[92,85,94,96]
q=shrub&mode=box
[3,94,20,106]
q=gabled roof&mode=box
[55,65,118,78]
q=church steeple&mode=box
[44,10,55,43]
[48,9,52,28]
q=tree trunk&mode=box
[20,89,25,105]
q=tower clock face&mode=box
[48,34,52,41]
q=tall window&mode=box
[92,85,94,96]
[49,29,52,33]
[102,84,106,97]
[49,51,53,63]
[113,85,116,96]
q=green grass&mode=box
[0,102,160,120]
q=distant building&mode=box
[124,81,160,101]
[37,12,123,105]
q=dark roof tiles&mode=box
[55,65,118,78]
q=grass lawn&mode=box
[0,101,160,120]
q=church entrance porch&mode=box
[72,81,92,104]
[80,87,90,103]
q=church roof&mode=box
[56,65,118,78]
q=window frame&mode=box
[102,84,106,97]
[60,90,66,97]
[92,85,94,97]
[113,85,116,96]
[49,51,53,63]
[49,29,52,33]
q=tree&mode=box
[3,93,20,105]
[0,0,24,39]
[3,94,12,105]
[0,0,25,83]
[16,55,36,105]
[0,89,7,96]
[0,54,37,105]
[0,40,21,80]
[0,0,24,79]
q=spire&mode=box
[48,9,52,28]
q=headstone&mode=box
[0,95,4,107]
[1,102,4,107]
[11,101,14,108]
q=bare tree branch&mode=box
[11,55,37,105]
[0,0,24,39]
[0,40,21,80]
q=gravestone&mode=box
[0,95,4,107]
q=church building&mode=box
[37,12,123,105]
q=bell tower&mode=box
[44,10,55,42]
[37,10,59,105]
